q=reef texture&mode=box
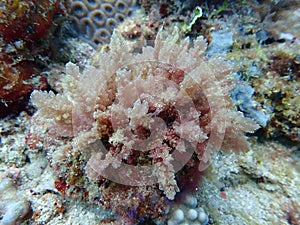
[0,0,67,117]
[29,27,258,223]
[0,1,299,224]
[0,178,32,225]
[189,0,300,143]
[228,2,300,143]
[69,0,136,47]
[252,53,300,142]
[200,141,300,225]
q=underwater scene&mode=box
[0,0,299,224]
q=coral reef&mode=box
[0,112,30,167]
[0,111,110,225]
[30,26,258,223]
[1,112,299,224]
[0,0,67,117]
[246,1,300,142]
[212,0,300,143]
[69,0,137,47]
[251,53,300,142]
[0,0,66,43]
[0,52,48,117]
[0,1,298,224]
[199,140,300,225]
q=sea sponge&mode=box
[69,0,136,47]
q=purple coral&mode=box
[30,27,258,223]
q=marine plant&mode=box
[29,27,258,223]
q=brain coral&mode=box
[69,0,136,47]
[30,27,258,223]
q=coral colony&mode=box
[69,0,136,47]
[30,27,259,223]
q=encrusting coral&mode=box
[29,26,258,223]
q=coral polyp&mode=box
[69,0,136,47]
